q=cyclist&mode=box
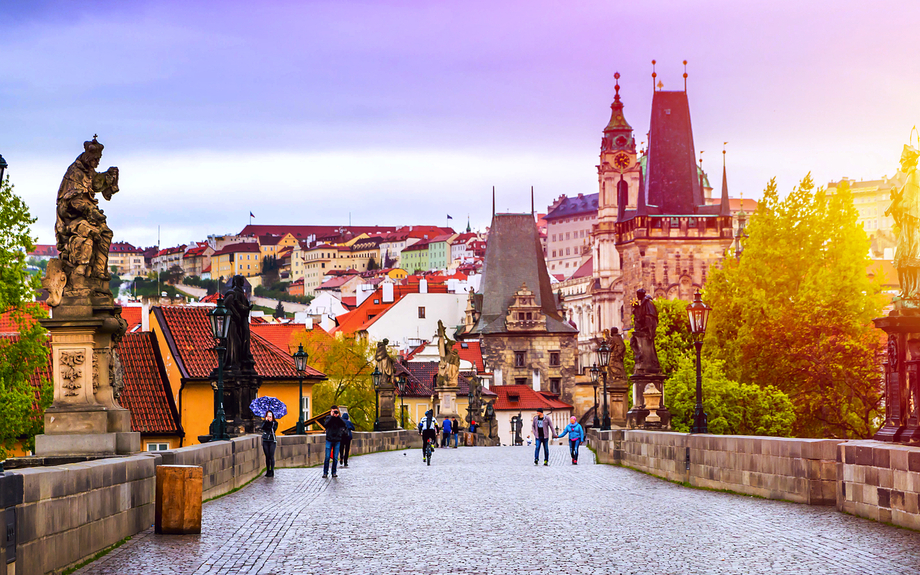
[417,409,440,460]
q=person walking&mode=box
[339,412,356,467]
[557,416,586,465]
[441,416,452,448]
[323,405,348,478]
[451,417,460,448]
[260,411,278,477]
[532,408,556,466]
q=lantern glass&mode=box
[293,344,308,373]
[597,341,611,368]
[209,295,230,340]
[687,290,711,336]
[372,367,383,389]
[590,363,599,386]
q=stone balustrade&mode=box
[1,430,420,575]
[588,429,920,528]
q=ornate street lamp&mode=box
[207,295,231,441]
[597,340,611,430]
[396,373,407,429]
[372,367,383,431]
[590,363,601,428]
[688,290,712,434]
[0,154,8,183]
[292,344,308,434]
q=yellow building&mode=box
[150,305,326,445]
[212,242,263,281]
[259,233,299,263]
[387,268,408,280]
[108,241,146,276]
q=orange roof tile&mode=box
[153,306,324,379]
[117,331,183,435]
[492,385,572,411]
[120,305,144,332]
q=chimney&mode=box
[532,370,541,392]
[419,279,428,294]
[382,282,394,303]
[141,302,150,332]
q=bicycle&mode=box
[424,436,436,466]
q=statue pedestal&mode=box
[33,309,140,457]
[626,374,670,430]
[872,313,920,443]
[606,381,629,428]
[435,385,460,420]
[378,384,398,431]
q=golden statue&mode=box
[887,141,920,302]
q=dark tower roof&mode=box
[720,151,731,216]
[472,213,575,335]
[643,91,703,214]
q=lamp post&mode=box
[292,344,308,435]
[590,363,601,428]
[396,373,407,429]
[688,290,711,434]
[0,154,8,183]
[372,367,383,431]
[207,295,231,441]
[597,340,611,431]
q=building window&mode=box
[550,351,560,366]
[515,351,526,367]
[566,247,571,255]
[301,396,310,420]
[552,250,556,258]
[146,443,169,451]
[515,378,527,386]
[566,232,571,240]
[550,378,561,394]
[418,306,426,318]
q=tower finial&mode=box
[531,186,535,216]
[683,60,688,92]
[651,59,657,91]
[614,71,621,102]
[492,186,495,216]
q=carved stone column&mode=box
[34,306,140,457]
[377,379,398,431]
[873,314,920,443]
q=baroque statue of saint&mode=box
[44,136,119,305]
[375,338,394,386]
[887,143,920,302]
[606,327,628,384]
[436,320,460,387]
[224,275,254,371]
[631,288,661,375]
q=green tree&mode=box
[0,177,52,459]
[666,355,795,436]
[704,175,883,438]
[295,333,377,431]
[273,300,286,320]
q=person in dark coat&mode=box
[260,411,278,477]
[323,405,348,478]
[339,412,356,467]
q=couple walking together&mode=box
[258,406,355,479]
[532,408,586,466]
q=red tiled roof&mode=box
[109,241,141,253]
[340,297,356,308]
[492,385,572,411]
[199,292,220,304]
[213,242,261,256]
[120,305,144,332]
[240,225,399,239]
[454,340,485,372]
[184,244,211,257]
[395,361,494,398]
[251,323,310,354]
[153,306,324,379]
[259,234,284,246]
[28,244,59,257]
[0,334,51,395]
[117,331,183,435]
[570,257,593,279]
[156,245,187,257]
[0,303,49,334]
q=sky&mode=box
[3,0,920,248]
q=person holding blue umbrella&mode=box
[260,411,278,477]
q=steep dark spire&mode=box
[644,90,702,214]
[720,147,731,216]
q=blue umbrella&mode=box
[250,396,288,418]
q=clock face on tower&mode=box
[615,135,628,148]
[613,152,631,171]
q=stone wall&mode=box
[589,429,842,505]
[2,430,420,575]
[836,440,920,531]
[481,332,578,405]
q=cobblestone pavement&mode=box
[75,444,920,575]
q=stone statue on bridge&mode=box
[224,275,255,371]
[887,142,920,303]
[631,288,660,375]
[436,320,460,387]
[44,136,119,306]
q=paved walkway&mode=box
[76,445,920,575]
